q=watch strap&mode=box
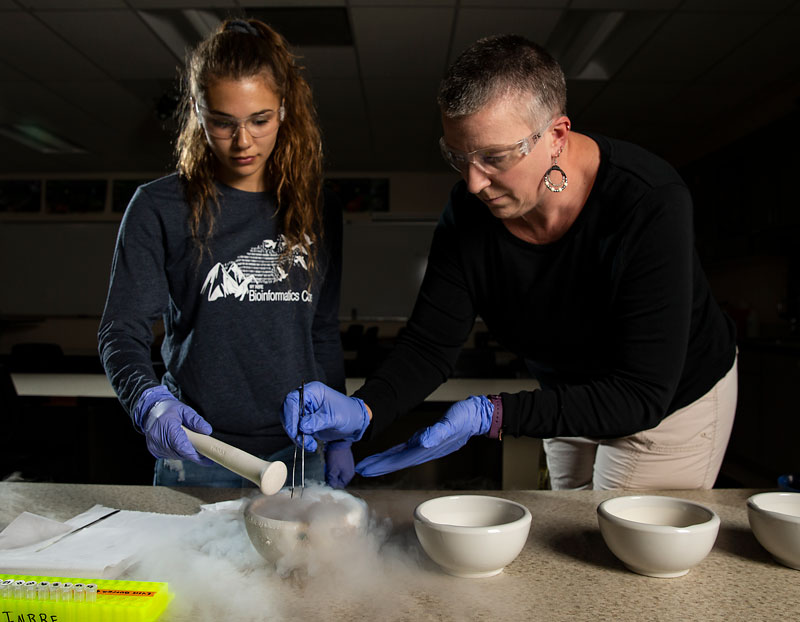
[486,394,503,440]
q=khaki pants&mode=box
[543,354,738,490]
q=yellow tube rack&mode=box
[0,574,172,622]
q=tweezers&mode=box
[291,382,305,499]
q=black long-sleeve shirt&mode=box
[355,134,736,441]
[98,174,344,456]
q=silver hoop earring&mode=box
[544,161,568,193]
[279,106,285,122]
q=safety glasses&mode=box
[439,122,550,175]
[195,102,280,139]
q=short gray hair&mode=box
[437,34,566,127]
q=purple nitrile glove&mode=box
[133,385,214,466]
[325,440,355,489]
[282,381,370,452]
[355,395,493,477]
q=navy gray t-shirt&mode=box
[98,174,344,456]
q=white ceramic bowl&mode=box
[597,495,720,578]
[747,492,800,570]
[413,495,532,578]
[244,488,368,565]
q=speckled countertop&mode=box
[0,483,795,621]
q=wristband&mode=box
[486,394,503,440]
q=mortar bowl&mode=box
[597,495,720,578]
[244,487,368,566]
[747,491,800,570]
[413,495,532,578]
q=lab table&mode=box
[0,483,794,621]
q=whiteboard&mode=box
[0,219,436,319]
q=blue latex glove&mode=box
[282,381,370,452]
[325,440,355,489]
[133,385,214,466]
[355,395,493,477]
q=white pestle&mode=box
[181,426,287,495]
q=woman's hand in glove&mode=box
[324,440,355,488]
[282,381,370,452]
[355,395,493,477]
[133,386,214,465]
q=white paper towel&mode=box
[0,511,72,550]
[0,503,205,579]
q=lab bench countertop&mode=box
[0,483,794,621]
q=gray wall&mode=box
[0,219,436,320]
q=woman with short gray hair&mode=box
[283,34,737,491]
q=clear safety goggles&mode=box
[195,102,280,139]
[439,122,550,175]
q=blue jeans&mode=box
[153,443,324,488]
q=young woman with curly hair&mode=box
[99,18,344,487]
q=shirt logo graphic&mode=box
[201,235,309,301]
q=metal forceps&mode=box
[291,382,305,498]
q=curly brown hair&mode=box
[176,18,323,270]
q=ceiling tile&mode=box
[0,80,100,144]
[351,7,454,78]
[363,78,440,122]
[450,8,564,58]
[460,0,566,5]
[44,80,151,128]
[701,13,800,83]
[0,1,797,176]
[349,0,453,5]
[548,10,667,80]
[569,0,679,8]
[0,77,172,172]
[312,77,367,121]
[294,46,359,80]
[239,0,345,5]
[240,6,351,46]
[17,0,126,7]
[37,10,181,80]
[118,78,179,107]
[614,11,770,82]
[0,11,107,80]
[364,78,441,170]
[126,0,235,8]
[0,59,28,80]
[0,101,28,124]
[679,0,793,10]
